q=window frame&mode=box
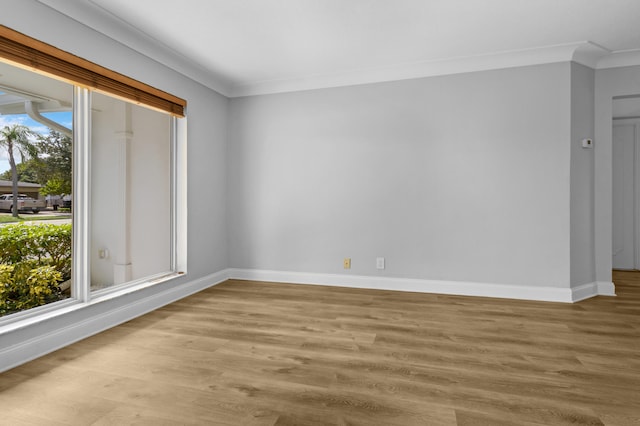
[0,28,187,328]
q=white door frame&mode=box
[613,117,640,269]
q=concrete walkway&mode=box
[0,210,72,226]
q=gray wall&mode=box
[570,63,596,287]
[228,63,573,288]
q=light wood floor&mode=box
[1,272,639,425]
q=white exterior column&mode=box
[113,102,133,284]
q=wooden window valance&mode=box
[0,25,186,117]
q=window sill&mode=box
[0,271,184,335]
[89,271,184,303]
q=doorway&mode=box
[612,96,640,270]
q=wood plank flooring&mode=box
[1,271,639,425]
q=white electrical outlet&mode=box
[376,257,385,270]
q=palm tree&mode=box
[0,125,36,217]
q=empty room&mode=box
[0,0,639,424]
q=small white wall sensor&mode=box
[581,138,593,149]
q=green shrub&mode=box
[0,264,62,315]
[0,223,71,280]
[0,223,71,316]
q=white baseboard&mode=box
[570,282,599,302]
[570,281,617,302]
[597,281,617,296]
[228,268,581,303]
[0,270,229,373]
[2,268,617,373]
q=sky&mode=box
[0,111,72,175]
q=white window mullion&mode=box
[173,116,187,274]
[72,86,91,303]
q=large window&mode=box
[0,61,73,316]
[90,93,173,291]
[0,26,186,320]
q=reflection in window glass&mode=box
[90,92,172,291]
[0,61,73,316]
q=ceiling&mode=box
[0,61,73,113]
[38,0,640,97]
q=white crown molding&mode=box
[596,49,640,70]
[29,2,640,97]
[35,0,234,97]
[230,42,612,97]
[227,268,615,303]
[572,42,611,68]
